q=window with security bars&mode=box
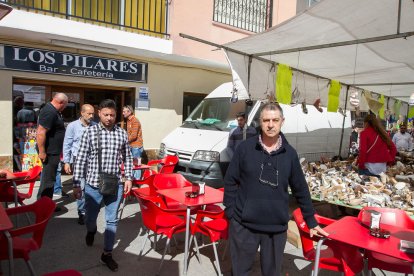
[213,0,273,33]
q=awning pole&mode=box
[397,0,402,34]
[338,85,350,158]
[253,31,414,57]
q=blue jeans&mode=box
[131,147,144,179]
[53,162,62,195]
[84,183,123,252]
[77,178,86,216]
[358,169,380,178]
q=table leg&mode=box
[183,207,191,275]
[313,238,326,276]
[12,181,18,207]
[4,230,14,276]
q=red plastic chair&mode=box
[148,155,179,174]
[292,208,363,276]
[132,191,186,275]
[0,166,42,206]
[42,269,82,276]
[358,207,414,274]
[204,187,224,213]
[0,196,56,275]
[189,208,228,276]
[152,173,194,210]
[118,173,158,220]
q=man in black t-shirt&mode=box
[36,93,68,199]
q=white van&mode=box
[159,82,351,188]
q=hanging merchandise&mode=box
[275,64,292,105]
[301,72,308,114]
[363,91,383,114]
[327,80,341,112]
[313,78,323,112]
[349,87,360,108]
[359,91,369,112]
[408,106,414,119]
[393,100,401,118]
[378,95,385,120]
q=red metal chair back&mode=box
[1,197,56,260]
[0,166,42,205]
[358,206,414,229]
[357,206,414,274]
[292,208,363,275]
[15,165,42,201]
[147,155,179,174]
[153,173,191,190]
[134,192,185,237]
[159,155,179,174]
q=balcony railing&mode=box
[1,0,169,38]
[213,0,273,33]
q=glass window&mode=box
[13,84,46,172]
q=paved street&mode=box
[0,176,405,276]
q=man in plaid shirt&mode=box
[73,99,132,272]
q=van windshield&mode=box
[182,98,246,131]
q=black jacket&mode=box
[223,133,317,233]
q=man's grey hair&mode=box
[259,102,284,119]
[53,92,68,103]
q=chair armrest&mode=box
[5,204,33,216]
[147,160,161,166]
[315,214,336,226]
[9,223,41,238]
[197,209,225,220]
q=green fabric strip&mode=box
[378,95,385,119]
[275,64,292,104]
[327,80,341,112]
[393,100,401,117]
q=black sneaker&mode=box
[78,214,85,225]
[54,206,62,212]
[85,231,95,246]
[61,191,70,198]
[101,253,118,272]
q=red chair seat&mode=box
[156,215,185,228]
[203,218,228,232]
[292,208,363,275]
[43,269,82,276]
[204,204,223,213]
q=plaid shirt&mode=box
[73,123,132,188]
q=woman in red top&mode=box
[358,114,396,176]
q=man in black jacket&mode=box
[224,102,328,275]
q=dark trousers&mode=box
[37,154,61,199]
[229,218,287,276]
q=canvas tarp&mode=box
[223,0,414,115]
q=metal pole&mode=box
[253,31,414,57]
[338,85,350,158]
[397,0,402,34]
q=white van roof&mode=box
[206,82,250,100]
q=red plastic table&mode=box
[0,204,14,276]
[157,186,224,275]
[314,216,414,275]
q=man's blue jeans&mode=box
[53,161,62,195]
[84,183,123,252]
[131,147,144,179]
[77,178,86,216]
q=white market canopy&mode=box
[219,0,414,114]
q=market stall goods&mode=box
[302,159,414,215]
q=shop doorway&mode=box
[13,81,135,171]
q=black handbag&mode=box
[97,129,119,196]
